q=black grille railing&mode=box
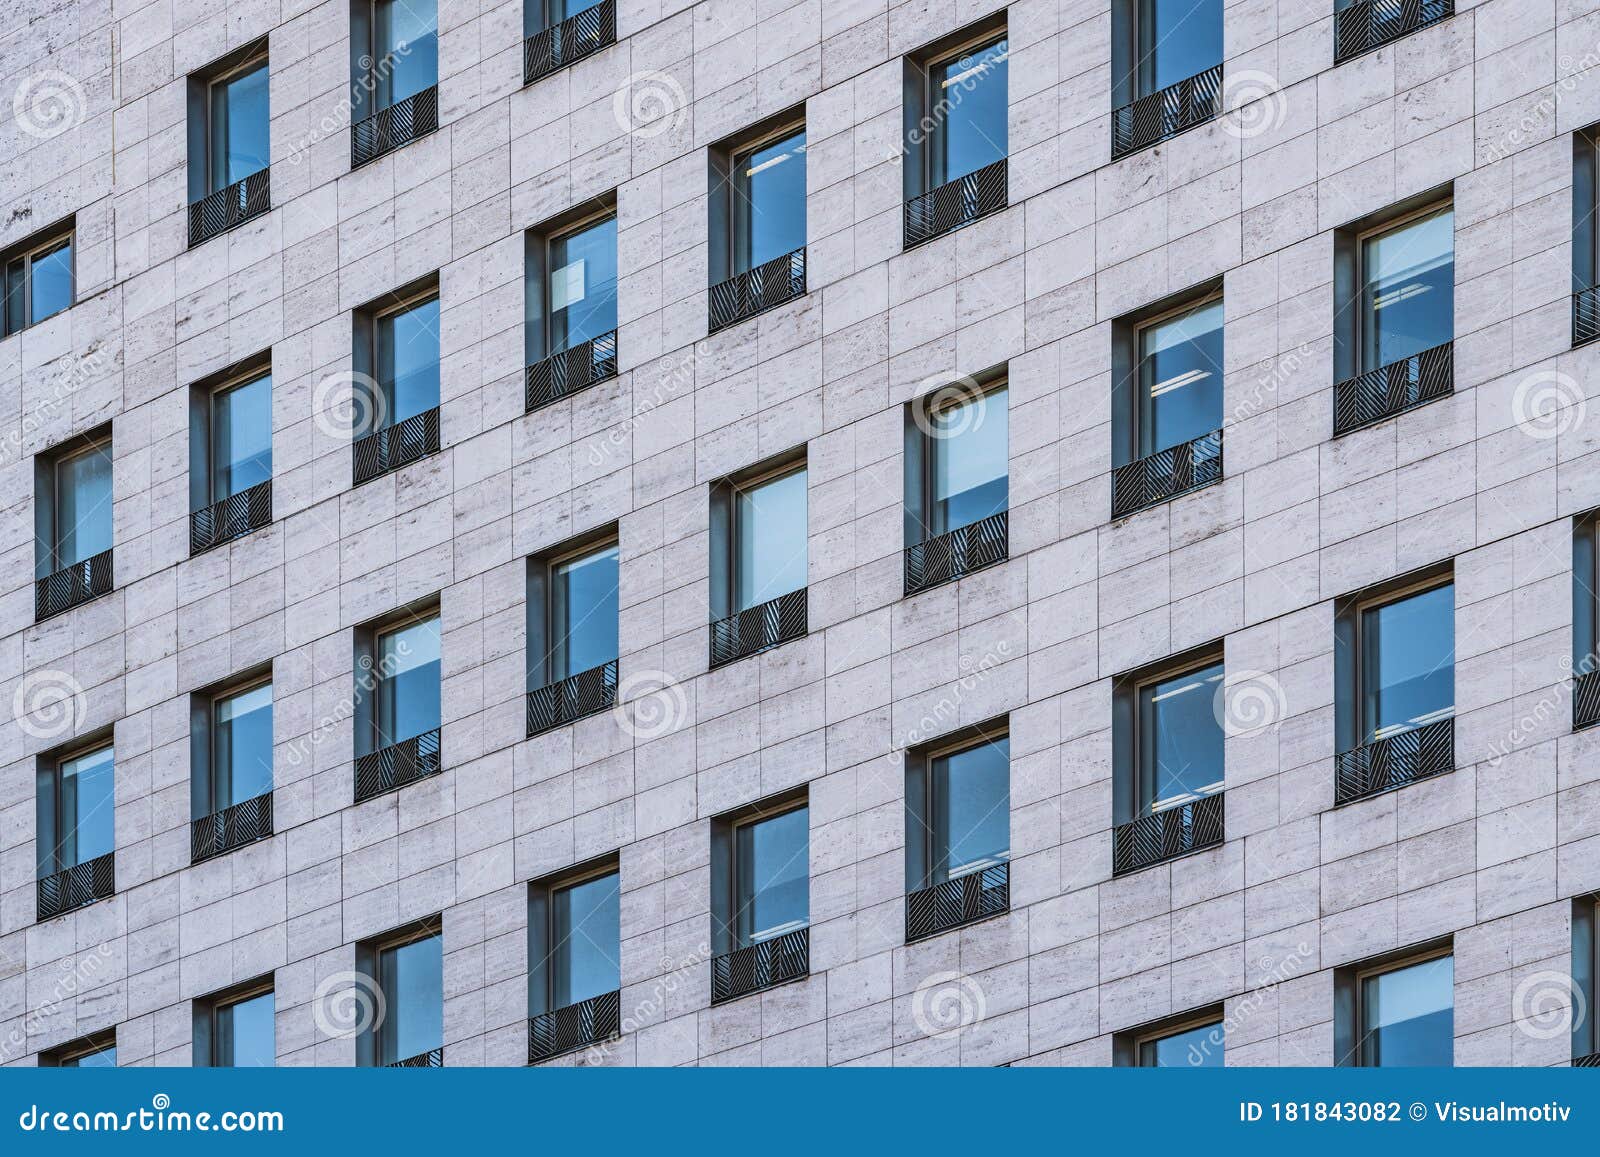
[709,588,807,668]
[190,792,274,864]
[904,510,1008,596]
[1332,340,1453,436]
[190,480,272,555]
[36,548,113,622]
[351,85,439,168]
[526,331,617,411]
[1575,1052,1600,1067]
[711,926,809,1005]
[527,659,618,736]
[1576,669,1600,731]
[904,158,1008,249]
[906,863,1009,943]
[1574,288,1600,348]
[188,168,271,247]
[1335,716,1454,805]
[524,0,616,84]
[1111,64,1223,161]
[352,407,441,486]
[1334,0,1453,65]
[37,852,115,921]
[1113,792,1225,876]
[354,728,443,803]
[708,248,807,333]
[1111,429,1222,519]
[386,1048,444,1067]
[528,989,621,1063]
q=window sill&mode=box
[1110,429,1222,521]
[1110,64,1223,162]
[1112,792,1225,877]
[710,926,809,1005]
[1333,716,1454,806]
[354,729,443,803]
[906,862,1010,942]
[528,990,621,1063]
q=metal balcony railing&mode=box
[1576,669,1600,731]
[528,989,621,1063]
[905,862,1009,943]
[709,588,807,668]
[352,407,441,486]
[1111,429,1222,520]
[1112,792,1225,877]
[904,158,1007,249]
[386,1048,444,1067]
[37,852,115,921]
[1575,287,1600,348]
[1334,0,1453,65]
[36,548,113,622]
[708,247,806,333]
[711,926,809,1005]
[190,479,272,555]
[524,0,616,84]
[191,792,274,864]
[354,728,443,803]
[527,659,618,737]
[526,330,617,412]
[904,510,1008,596]
[1334,716,1454,805]
[351,85,439,168]
[1332,340,1453,436]
[1575,1052,1600,1067]
[188,168,271,248]
[1111,64,1223,161]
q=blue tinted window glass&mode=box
[63,1044,116,1068]
[58,745,115,870]
[549,0,606,19]
[1141,0,1223,94]
[734,468,807,611]
[381,934,442,1063]
[1362,208,1453,371]
[375,0,437,107]
[549,216,618,352]
[733,130,806,272]
[214,62,269,187]
[377,297,440,426]
[931,738,1010,883]
[1362,584,1454,743]
[552,871,621,1008]
[1140,661,1225,814]
[53,441,112,568]
[377,617,442,746]
[30,239,73,325]
[932,39,1008,185]
[1361,955,1453,1067]
[554,545,618,678]
[222,990,275,1067]
[931,387,1007,534]
[1139,298,1223,456]
[215,683,273,807]
[734,806,808,947]
[211,373,272,499]
[1140,1021,1224,1067]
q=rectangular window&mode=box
[1138,1016,1224,1067]
[206,370,272,502]
[1574,898,1600,1063]
[42,437,113,575]
[1356,952,1453,1067]
[38,743,115,880]
[1137,660,1225,815]
[549,869,621,1008]
[375,615,442,749]
[547,214,618,356]
[47,1035,116,1067]
[211,681,273,810]
[1136,297,1223,458]
[376,930,443,1065]
[1357,582,1454,745]
[925,36,1009,188]
[732,465,807,613]
[375,294,440,429]
[1358,206,1454,373]
[371,0,438,110]
[732,803,809,948]
[1133,0,1222,95]
[2,222,74,337]
[926,386,1008,537]
[200,985,275,1067]
[550,543,619,681]
[205,57,269,191]
[925,737,1009,884]
[730,128,807,274]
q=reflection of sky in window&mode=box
[375,0,438,107]
[550,216,617,352]
[735,469,807,611]
[932,739,1009,883]
[60,745,115,868]
[1142,662,1224,813]
[217,682,274,806]
[215,63,269,187]
[54,441,112,568]
[933,39,1008,184]
[1140,298,1222,455]
[1363,209,1453,371]
[382,934,442,1062]
[932,388,1008,534]
[1361,955,1453,1066]
[378,297,440,426]
[552,871,621,1007]
[212,373,272,499]
[1362,584,1454,742]
[1140,1020,1223,1067]
[31,239,74,325]
[224,990,276,1067]
[64,1045,117,1068]
[735,807,808,946]
[378,617,442,745]
[734,130,806,272]
[1140,0,1222,94]
[554,545,619,677]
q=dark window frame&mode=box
[1574,896,1600,1063]
[1576,128,1600,296]
[708,447,808,626]
[1110,0,1222,107]
[902,368,1009,549]
[190,668,273,822]
[2,217,76,338]
[353,274,442,438]
[1111,1003,1225,1067]
[355,916,443,1067]
[900,14,1008,203]
[193,975,275,1067]
[1111,280,1222,470]
[1111,641,1224,826]
[524,196,617,366]
[35,425,113,580]
[36,732,115,881]
[708,108,807,285]
[1333,564,1454,757]
[353,598,442,758]
[526,524,619,689]
[186,40,270,203]
[709,787,809,958]
[188,352,273,514]
[527,853,621,1018]
[40,1029,117,1068]
[1576,511,1600,678]
[1334,938,1453,1068]
[903,718,1010,894]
